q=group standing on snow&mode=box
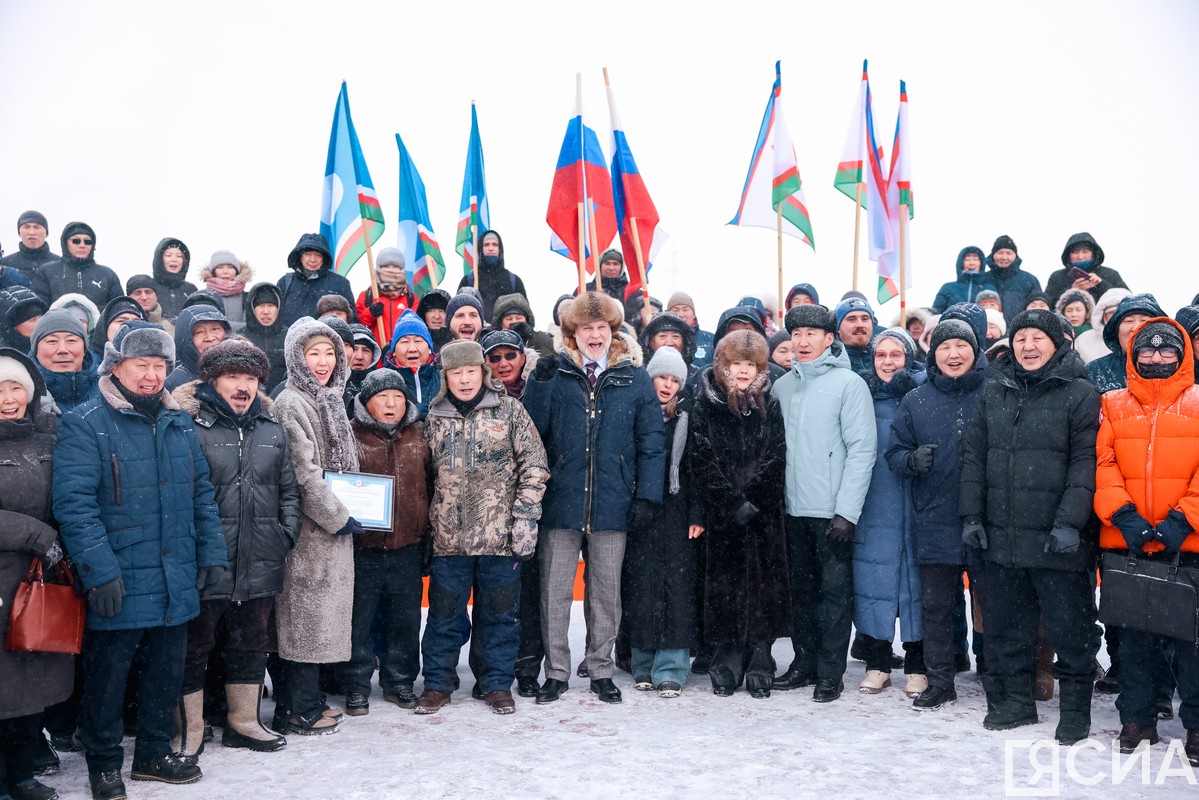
[1,215,1199,800]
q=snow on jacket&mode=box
[148,237,198,321]
[887,352,989,565]
[53,375,226,630]
[241,283,287,392]
[689,369,791,644]
[425,377,547,557]
[932,246,989,313]
[853,366,924,642]
[0,242,58,281]
[455,229,528,321]
[277,233,355,326]
[981,254,1042,325]
[350,392,431,551]
[173,381,301,601]
[199,259,253,331]
[0,265,31,291]
[959,345,1101,572]
[34,347,100,412]
[1044,232,1129,309]
[31,223,123,310]
[272,316,360,663]
[165,305,231,392]
[0,349,72,719]
[772,340,876,523]
[1075,288,1128,365]
[1095,317,1199,555]
[1086,292,1165,395]
[524,331,666,534]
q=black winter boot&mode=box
[984,677,1038,731]
[1055,680,1092,745]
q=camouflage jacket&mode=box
[425,382,548,557]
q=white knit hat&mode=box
[646,346,688,383]
[0,355,35,400]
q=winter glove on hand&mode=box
[962,521,988,550]
[1112,504,1155,554]
[334,517,366,536]
[195,566,226,592]
[368,301,385,318]
[533,354,558,381]
[42,541,64,569]
[1045,526,1081,554]
[510,518,538,561]
[508,321,534,346]
[907,444,938,475]
[1153,509,1194,555]
[825,515,856,544]
[731,501,759,528]
[627,499,659,531]
[89,577,125,618]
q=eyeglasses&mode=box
[70,237,93,245]
[487,351,520,363]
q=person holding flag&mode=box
[355,248,416,348]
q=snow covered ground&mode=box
[43,603,1197,799]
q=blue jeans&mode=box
[421,555,522,695]
[631,647,690,687]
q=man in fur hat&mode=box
[523,291,666,705]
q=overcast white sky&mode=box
[2,0,1197,329]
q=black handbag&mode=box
[1099,551,1199,646]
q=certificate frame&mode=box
[323,470,395,531]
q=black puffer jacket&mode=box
[455,229,527,321]
[0,242,58,280]
[173,381,301,601]
[277,233,354,326]
[148,237,197,321]
[1044,232,1129,309]
[959,345,1101,572]
[242,283,287,392]
[30,223,123,309]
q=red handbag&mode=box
[4,557,86,655]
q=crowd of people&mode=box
[0,214,1198,800]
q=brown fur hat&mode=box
[562,290,624,337]
[713,329,770,414]
[714,328,769,374]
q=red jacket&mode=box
[1095,317,1199,554]
[357,289,417,347]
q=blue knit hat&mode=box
[389,309,433,353]
[1175,305,1199,337]
[834,297,877,330]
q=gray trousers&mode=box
[540,529,626,681]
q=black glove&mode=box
[826,515,856,544]
[627,499,659,530]
[89,577,126,618]
[534,354,558,381]
[196,565,226,592]
[962,521,988,550]
[907,444,938,475]
[368,301,385,318]
[732,501,759,527]
[1045,526,1081,554]
[515,550,535,563]
[1154,509,1194,555]
[334,517,366,536]
[42,541,64,569]
[508,321,534,345]
[1112,504,1154,554]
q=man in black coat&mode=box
[960,309,1101,744]
[0,210,57,281]
[456,229,527,322]
[1044,232,1129,309]
[30,222,123,310]
[171,339,300,763]
[146,238,198,322]
[277,233,354,326]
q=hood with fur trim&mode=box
[283,316,350,394]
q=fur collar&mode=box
[99,374,181,413]
[172,379,274,420]
[559,330,643,371]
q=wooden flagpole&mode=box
[898,203,908,321]
[471,224,479,290]
[630,218,651,321]
[575,203,587,295]
[852,183,863,292]
[362,225,385,344]
[776,203,784,326]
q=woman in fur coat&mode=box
[272,317,362,735]
[688,330,790,698]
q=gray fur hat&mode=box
[439,340,484,371]
[99,320,175,376]
[646,346,688,383]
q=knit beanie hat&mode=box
[439,340,484,371]
[1132,321,1185,360]
[125,274,156,295]
[445,291,484,323]
[198,338,269,382]
[315,294,353,319]
[646,346,688,383]
[0,355,35,400]
[358,367,413,405]
[929,318,979,355]
[2,287,47,327]
[872,327,917,364]
[599,248,624,268]
[666,291,695,315]
[785,303,835,334]
[100,320,175,376]
[480,328,524,356]
[375,247,406,269]
[1175,306,1199,337]
[102,296,145,328]
[31,309,87,352]
[17,210,48,231]
[1025,291,1051,309]
[207,250,241,274]
[767,330,790,360]
[318,315,354,346]
[974,289,1001,307]
[834,297,877,330]
[349,323,382,362]
[991,235,1018,255]
[1007,308,1065,350]
[985,308,1007,337]
[389,309,434,353]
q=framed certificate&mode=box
[323,471,395,531]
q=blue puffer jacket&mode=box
[523,332,665,533]
[1086,292,1165,394]
[886,352,989,565]
[853,367,925,642]
[931,247,988,313]
[34,350,101,412]
[53,376,226,630]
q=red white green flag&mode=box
[834,61,869,208]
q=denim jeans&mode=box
[631,647,690,687]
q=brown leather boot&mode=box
[1185,729,1198,767]
[1117,722,1159,753]
[414,690,452,715]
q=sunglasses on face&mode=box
[70,237,93,245]
[487,351,520,363]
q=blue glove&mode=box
[89,577,125,617]
[1153,509,1194,555]
[1045,526,1081,554]
[962,521,988,550]
[1112,504,1154,554]
[334,517,366,536]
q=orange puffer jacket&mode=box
[1095,317,1199,553]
